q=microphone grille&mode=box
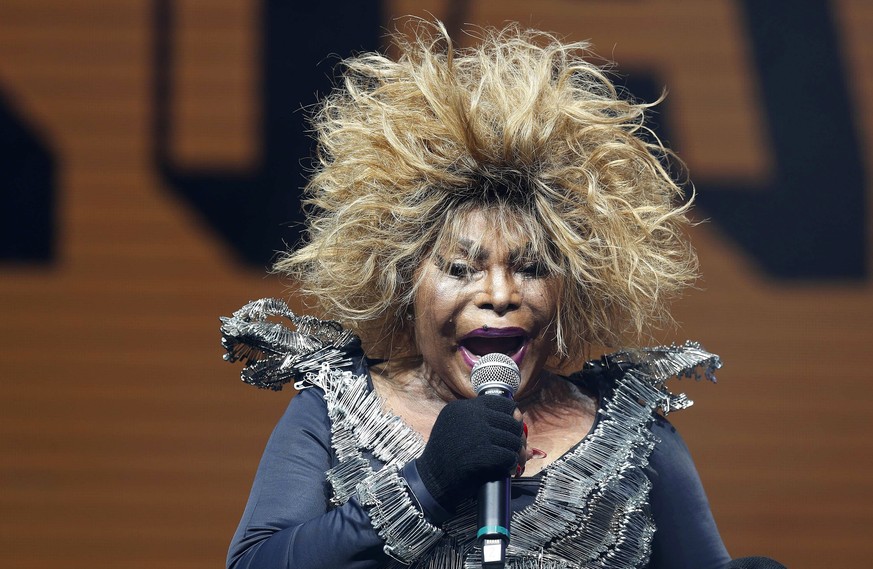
[470,353,521,396]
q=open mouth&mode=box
[460,335,525,357]
[458,328,528,368]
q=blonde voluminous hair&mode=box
[275,19,698,359]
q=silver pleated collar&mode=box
[220,299,721,569]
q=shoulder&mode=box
[279,352,374,430]
[646,414,711,513]
[266,387,332,451]
[646,414,731,568]
[648,414,694,473]
[286,384,330,414]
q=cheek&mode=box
[413,281,460,348]
[416,276,459,320]
[526,284,561,350]
[529,282,559,320]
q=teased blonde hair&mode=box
[275,19,698,359]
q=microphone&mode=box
[470,353,521,569]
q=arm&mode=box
[647,415,731,569]
[227,388,389,569]
[228,384,523,569]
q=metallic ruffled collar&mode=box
[220,298,721,569]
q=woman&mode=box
[221,20,731,569]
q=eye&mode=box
[434,255,476,279]
[446,261,474,279]
[517,259,549,278]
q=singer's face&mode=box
[412,209,560,400]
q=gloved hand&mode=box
[415,396,523,512]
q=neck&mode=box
[371,360,454,405]
[519,374,598,424]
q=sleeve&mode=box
[227,388,390,569]
[647,414,731,569]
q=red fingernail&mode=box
[523,422,528,437]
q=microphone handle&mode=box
[477,477,510,569]
[476,386,513,569]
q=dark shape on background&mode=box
[443,0,471,42]
[693,0,866,279]
[153,1,865,279]
[0,88,56,262]
[626,1,865,280]
[153,1,381,269]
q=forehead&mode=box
[435,208,537,255]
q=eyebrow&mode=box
[442,239,487,263]
[451,238,536,262]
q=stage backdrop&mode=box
[1,1,872,567]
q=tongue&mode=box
[462,336,521,356]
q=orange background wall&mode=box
[1,1,872,567]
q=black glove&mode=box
[415,396,522,512]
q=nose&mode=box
[476,268,521,315]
